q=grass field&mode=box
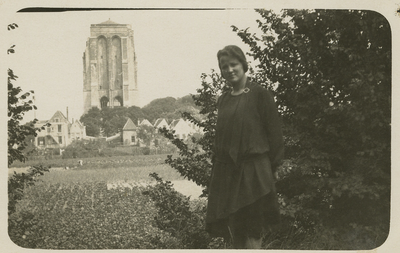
[39,164,183,184]
[10,153,173,168]
[9,154,186,183]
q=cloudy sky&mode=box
[6,7,262,122]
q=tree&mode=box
[126,106,145,126]
[136,124,156,147]
[142,97,180,123]
[101,107,128,137]
[80,107,102,136]
[80,107,129,137]
[8,69,45,165]
[231,9,390,249]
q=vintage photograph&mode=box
[5,1,395,251]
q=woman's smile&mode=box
[219,55,246,86]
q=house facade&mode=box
[138,119,153,127]
[122,118,138,145]
[169,118,202,140]
[154,118,169,130]
[34,111,86,149]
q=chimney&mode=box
[66,107,69,122]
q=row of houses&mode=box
[34,111,202,149]
[122,117,202,146]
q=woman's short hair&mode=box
[217,45,248,73]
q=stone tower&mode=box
[83,19,139,113]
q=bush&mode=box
[8,165,49,215]
[62,139,106,159]
[141,147,150,155]
[142,173,215,249]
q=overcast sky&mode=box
[6,8,262,122]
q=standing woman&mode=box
[206,45,284,249]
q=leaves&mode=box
[7,23,18,30]
[8,45,15,54]
[143,173,211,248]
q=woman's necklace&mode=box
[231,87,250,96]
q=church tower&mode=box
[83,19,139,113]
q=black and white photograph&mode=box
[3,0,398,251]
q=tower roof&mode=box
[92,19,126,27]
[99,19,119,25]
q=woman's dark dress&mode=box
[205,80,284,239]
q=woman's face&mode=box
[219,55,245,85]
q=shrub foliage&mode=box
[143,173,212,248]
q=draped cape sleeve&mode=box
[214,81,284,172]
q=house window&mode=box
[55,119,59,122]
[58,125,62,132]
[58,136,62,144]
[131,136,135,142]
[47,127,51,133]
[38,137,45,146]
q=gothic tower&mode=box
[83,19,139,113]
